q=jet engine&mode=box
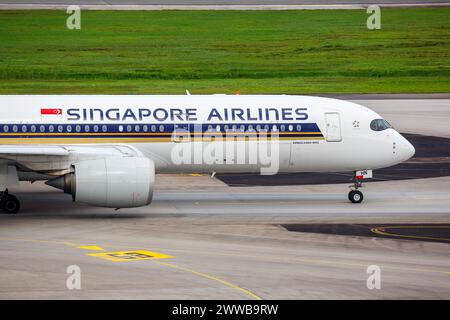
[46,157,154,208]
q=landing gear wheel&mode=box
[2,194,20,214]
[348,190,363,204]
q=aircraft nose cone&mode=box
[405,141,415,160]
[398,137,415,162]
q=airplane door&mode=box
[324,112,342,142]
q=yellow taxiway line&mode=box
[0,235,262,300]
[370,225,450,242]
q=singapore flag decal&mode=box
[40,108,63,121]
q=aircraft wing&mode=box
[0,144,146,174]
[0,146,70,156]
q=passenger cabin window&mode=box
[370,119,392,131]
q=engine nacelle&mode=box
[46,157,155,208]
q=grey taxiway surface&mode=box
[0,97,449,299]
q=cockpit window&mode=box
[370,119,393,131]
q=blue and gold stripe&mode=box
[0,122,324,144]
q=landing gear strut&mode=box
[348,172,364,204]
[0,189,20,214]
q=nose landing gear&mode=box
[348,189,363,203]
[348,171,364,203]
[0,189,20,214]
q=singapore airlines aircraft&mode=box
[0,94,415,213]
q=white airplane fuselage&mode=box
[0,94,415,211]
[0,94,414,174]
